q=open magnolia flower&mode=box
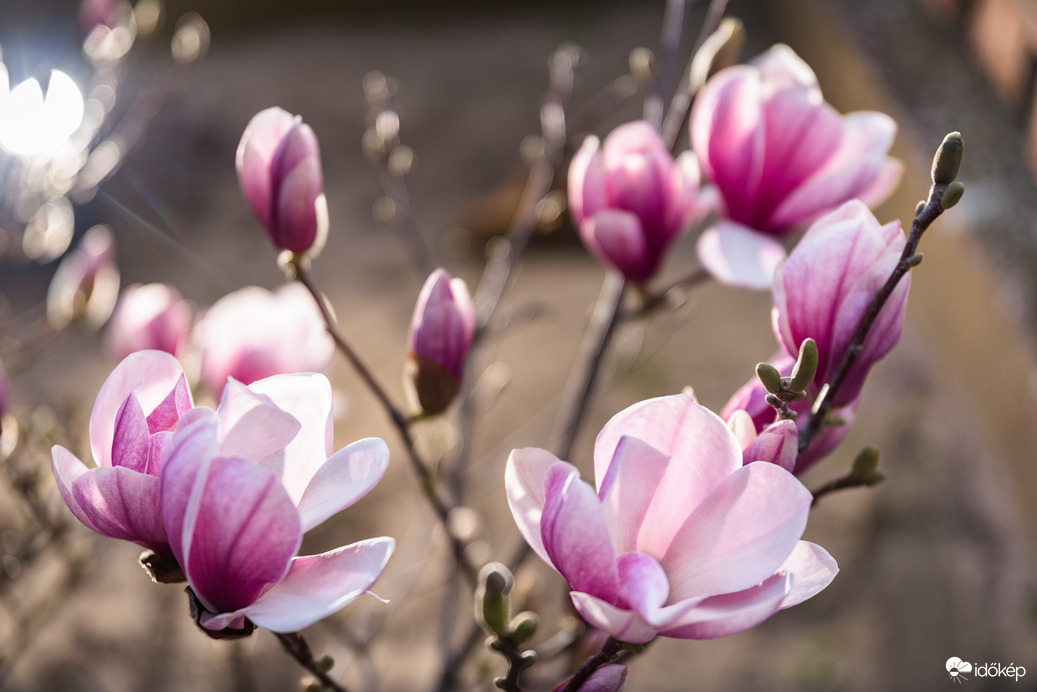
[51,350,193,558]
[506,394,836,643]
[160,372,394,633]
[691,44,901,288]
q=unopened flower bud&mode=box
[755,362,783,395]
[405,269,475,415]
[941,181,965,210]
[851,445,884,485]
[236,107,328,259]
[789,338,818,394]
[476,562,513,638]
[509,611,539,644]
[931,131,963,186]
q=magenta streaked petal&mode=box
[743,419,798,472]
[541,464,619,602]
[272,133,323,254]
[90,350,188,468]
[244,537,395,632]
[595,395,743,557]
[658,572,789,639]
[777,541,839,608]
[580,210,651,283]
[160,407,220,572]
[236,107,295,233]
[695,221,787,289]
[579,664,628,692]
[663,461,811,601]
[147,430,173,476]
[71,465,166,552]
[569,591,657,644]
[297,437,389,532]
[145,373,191,434]
[597,435,670,555]
[616,551,668,619]
[185,456,301,614]
[504,448,564,567]
[111,390,150,474]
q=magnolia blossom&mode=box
[405,269,475,415]
[160,373,393,632]
[192,283,333,397]
[51,351,193,557]
[691,44,901,288]
[569,121,712,283]
[47,225,120,330]
[506,394,837,643]
[236,106,328,258]
[773,200,908,408]
[107,283,193,361]
[721,352,857,475]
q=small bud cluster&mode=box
[757,339,818,420]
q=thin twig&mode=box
[275,631,348,692]
[809,471,870,508]
[645,0,689,129]
[561,637,625,691]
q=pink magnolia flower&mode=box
[51,351,193,558]
[721,352,857,474]
[192,283,333,397]
[569,121,712,283]
[236,107,328,258]
[405,269,475,415]
[160,373,394,632]
[107,283,193,361]
[506,394,837,643]
[773,200,908,408]
[47,224,120,330]
[691,44,901,288]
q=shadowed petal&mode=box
[297,438,389,532]
[569,591,657,644]
[71,465,166,552]
[145,373,191,434]
[579,664,628,692]
[217,378,302,473]
[111,390,150,473]
[52,445,100,534]
[244,537,395,632]
[659,572,789,639]
[597,436,670,555]
[236,107,295,232]
[663,461,811,601]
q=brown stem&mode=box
[275,631,348,692]
[561,637,625,691]
[810,472,870,508]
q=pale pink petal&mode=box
[504,447,564,567]
[695,221,787,289]
[245,373,335,502]
[541,465,619,602]
[580,210,651,282]
[297,438,389,532]
[90,350,187,468]
[616,552,668,620]
[569,591,658,644]
[663,461,811,600]
[216,377,303,475]
[778,541,839,608]
[184,456,301,614]
[727,409,758,450]
[658,572,789,639]
[70,465,166,552]
[244,537,395,632]
[568,135,605,225]
[52,445,101,534]
[597,436,671,555]
[594,395,743,557]
[236,107,295,232]
[743,419,798,472]
[753,44,819,95]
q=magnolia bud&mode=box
[475,562,513,638]
[789,338,818,394]
[509,611,539,644]
[852,445,884,485]
[941,181,965,209]
[931,131,963,185]
[755,362,783,395]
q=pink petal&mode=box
[658,572,790,639]
[568,135,605,225]
[244,537,395,632]
[71,465,167,552]
[184,456,301,614]
[594,395,743,557]
[236,107,295,232]
[597,435,671,555]
[662,461,811,601]
[616,552,669,619]
[504,447,564,567]
[216,377,303,479]
[569,591,658,644]
[778,541,839,609]
[579,664,628,692]
[695,221,787,289]
[52,445,101,534]
[272,126,324,254]
[111,390,150,474]
[160,407,220,572]
[145,373,191,434]
[743,419,798,472]
[90,351,187,468]
[541,464,619,602]
[297,437,389,532]
[244,373,335,503]
[580,210,651,283]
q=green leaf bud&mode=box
[789,338,818,393]
[476,562,513,638]
[851,446,880,482]
[756,362,783,395]
[931,131,963,185]
[509,611,539,645]
[941,181,965,210]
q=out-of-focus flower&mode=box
[691,44,901,288]
[236,107,328,259]
[192,283,333,397]
[107,283,193,361]
[47,224,120,330]
[404,269,475,415]
[773,200,908,408]
[721,351,857,474]
[51,351,193,558]
[506,394,837,643]
[79,0,131,34]
[569,121,712,284]
[160,373,394,632]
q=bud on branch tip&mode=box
[931,131,963,186]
